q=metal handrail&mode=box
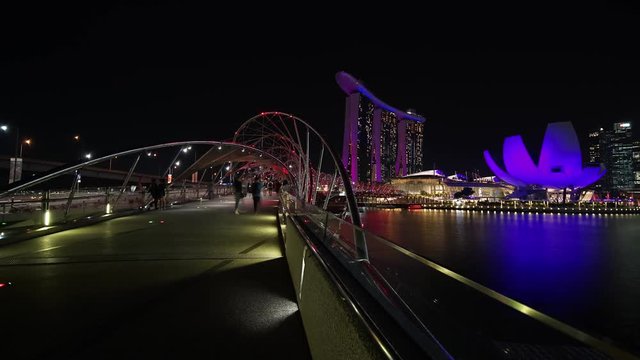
[282,192,452,359]
[0,141,289,199]
[284,192,638,359]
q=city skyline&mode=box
[1,4,640,176]
[1,5,640,358]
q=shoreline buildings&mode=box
[586,121,640,195]
[390,170,513,200]
[336,72,424,184]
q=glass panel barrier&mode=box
[0,143,234,242]
[281,192,631,359]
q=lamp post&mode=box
[0,125,11,183]
[1,125,29,184]
[14,138,32,183]
[20,139,31,158]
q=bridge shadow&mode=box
[43,257,309,359]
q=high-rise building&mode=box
[356,95,375,183]
[337,71,425,183]
[586,129,602,164]
[585,128,604,190]
[632,140,640,190]
[596,121,638,193]
[406,118,424,174]
[379,110,398,180]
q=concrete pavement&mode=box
[0,195,310,359]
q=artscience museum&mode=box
[483,122,606,191]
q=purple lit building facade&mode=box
[337,72,424,183]
[483,122,606,191]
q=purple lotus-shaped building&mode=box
[483,122,605,189]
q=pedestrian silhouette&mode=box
[251,176,264,213]
[233,176,244,214]
[158,178,167,209]
[148,179,159,209]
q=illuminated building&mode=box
[584,128,604,190]
[633,140,640,190]
[390,170,512,200]
[586,129,602,164]
[405,118,423,174]
[483,122,605,190]
[598,122,637,192]
[337,71,425,183]
[379,110,398,180]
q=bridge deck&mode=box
[0,196,310,359]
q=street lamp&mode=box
[2,125,19,183]
[19,139,31,158]
[2,125,30,184]
[85,153,92,160]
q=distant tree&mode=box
[454,187,474,199]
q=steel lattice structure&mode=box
[0,112,361,227]
[234,112,361,226]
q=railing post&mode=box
[312,146,324,205]
[323,170,338,210]
[113,154,141,210]
[42,189,50,226]
[65,171,80,220]
[353,225,369,262]
[105,187,112,214]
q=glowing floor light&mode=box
[43,210,51,226]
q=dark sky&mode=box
[1,3,640,175]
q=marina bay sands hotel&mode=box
[337,71,424,184]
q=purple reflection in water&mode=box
[361,209,640,351]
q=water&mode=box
[361,208,640,354]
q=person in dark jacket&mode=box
[251,176,264,213]
[148,179,159,210]
[233,176,244,214]
[158,178,167,210]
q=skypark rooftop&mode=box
[336,71,425,123]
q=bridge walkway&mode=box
[0,195,310,359]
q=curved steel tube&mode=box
[0,141,290,199]
[234,112,362,227]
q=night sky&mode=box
[1,3,639,176]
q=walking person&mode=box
[274,179,281,194]
[233,176,244,215]
[158,178,167,210]
[251,175,264,213]
[148,179,159,210]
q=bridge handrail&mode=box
[0,141,284,235]
[281,191,636,359]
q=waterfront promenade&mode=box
[0,196,310,359]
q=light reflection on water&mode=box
[361,209,640,351]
